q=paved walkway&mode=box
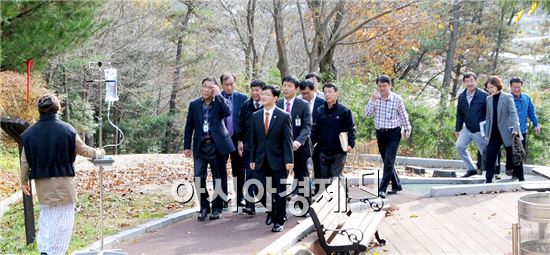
[115,209,300,254]
[369,191,528,254]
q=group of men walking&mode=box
[18,71,541,254]
[183,73,413,231]
[455,73,541,183]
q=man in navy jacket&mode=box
[184,77,235,221]
[455,72,488,177]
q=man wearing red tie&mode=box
[249,85,294,232]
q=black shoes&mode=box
[265,214,273,225]
[462,171,477,178]
[387,186,403,194]
[238,199,246,207]
[197,209,210,221]
[210,211,222,220]
[272,223,284,232]
[378,191,387,199]
[198,209,222,221]
[242,207,256,215]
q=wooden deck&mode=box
[369,191,529,255]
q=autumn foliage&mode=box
[0,71,51,146]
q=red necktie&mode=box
[264,112,269,134]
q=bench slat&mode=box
[357,209,386,246]
[330,210,376,246]
[311,180,346,224]
[310,179,386,254]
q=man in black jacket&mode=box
[454,72,488,177]
[249,85,294,232]
[311,83,356,179]
[236,79,265,214]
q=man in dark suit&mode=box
[235,79,265,214]
[277,76,312,210]
[184,77,236,221]
[250,85,294,232]
[220,73,248,207]
[299,79,325,194]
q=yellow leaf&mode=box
[528,1,539,15]
[410,214,418,218]
[514,10,526,24]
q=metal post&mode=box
[98,69,103,148]
[99,165,104,251]
[512,222,519,255]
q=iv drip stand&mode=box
[74,62,126,255]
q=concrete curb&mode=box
[346,176,486,185]
[354,154,540,174]
[0,191,22,219]
[83,206,199,252]
[1,180,36,219]
[430,180,550,197]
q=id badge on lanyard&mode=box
[203,120,209,133]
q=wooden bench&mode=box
[309,178,387,254]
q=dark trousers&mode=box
[293,148,311,205]
[522,132,527,160]
[485,131,524,183]
[376,127,402,192]
[477,150,501,174]
[228,135,245,203]
[319,152,347,178]
[312,148,321,194]
[194,141,228,212]
[255,163,288,225]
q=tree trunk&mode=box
[164,3,194,153]
[440,1,460,107]
[451,62,462,101]
[273,0,289,77]
[247,0,259,79]
[62,65,69,122]
[317,1,344,79]
[437,1,460,157]
[492,7,506,73]
[164,37,183,153]
[319,45,337,80]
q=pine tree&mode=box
[1,1,103,72]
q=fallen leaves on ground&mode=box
[0,171,19,199]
